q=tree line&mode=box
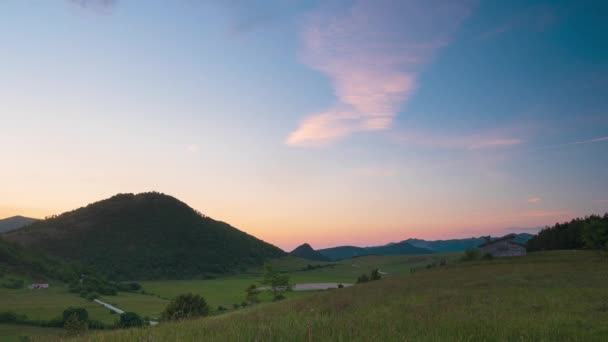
[527,214,608,251]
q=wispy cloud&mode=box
[286,0,474,146]
[520,210,572,218]
[391,131,523,150]
[478,6,557,41]
[68,0,116,12]
[534,136,608,150]
[527,197,542,203]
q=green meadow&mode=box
[80,250,608,341]
[0,253,448,340]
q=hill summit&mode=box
[290,243,330,261]
[3,192,285,280]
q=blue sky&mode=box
[1,0,606,250]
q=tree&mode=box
[583,219,608,250]
[262,264,291,301]
[64,313,88,336]
[118,312,144,328]
[461,247,480,261]
[245,284,259,304]
[63,307,88,323]
[356,274,369,283]
[370,268,382,281]
[161,293,209,321]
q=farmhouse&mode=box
[29,283,49,289]
[478,234,526,257]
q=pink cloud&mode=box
[287,0,474,146]
[527,197,542,203]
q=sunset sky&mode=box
[1,0,607,251]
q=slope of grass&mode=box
[83,250,608,341]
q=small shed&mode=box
[478,234,526,257]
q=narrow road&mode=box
[93,299,125,314]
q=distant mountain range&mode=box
[290,243,331,261]
[0,215,38,233]
[318,241,433,261]
[301,233,536,261]
[2,192,285,280]
[405,233,534,253]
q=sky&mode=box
[1,0,607,251]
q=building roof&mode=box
[478,234,527,248]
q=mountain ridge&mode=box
[0,215,39,233]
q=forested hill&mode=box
[526,214,608,251]
[2,192,285,280]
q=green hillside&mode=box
[82,250,608,341]
[3,192,285,280]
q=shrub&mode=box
[1,278,24,289]
[461,247,481,261]
[245,284,259,304]
[482,253,494,260]
[62,307,88,323]
[161,293,209,321]
[0,311,18,323]
[64,313,88,336]
[217,306,227,312]
[370,269,382,281]
[337,283,344,288]
[117,312,144,328]
[356,274,369,283]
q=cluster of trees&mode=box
[356,269,382,283]
[527,214,608,251]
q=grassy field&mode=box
[0,325,64,342]
[79,251,608,341]
[1,253,444,340]
[138,253,451,310]
[0,285,115,324]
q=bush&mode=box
[461,247,481,261]
[370,269,382,281]
[337,283,344,288]
[482,253,494,260]
[0,311,18,323]
[62,307,88,323]
[217,306,227,312]
[245,284,259,304]
[117,312,144,328]
[161,293,209,321]
[64,313,88,336]
[1,278,24,289]
[357,274,370,283]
